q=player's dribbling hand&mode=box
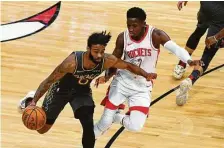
[146,73,157,81]
[28,99,36,106]
[177,1,188,11]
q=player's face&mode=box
[89,44,105,64]
[127,18,145,38]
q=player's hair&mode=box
[127,7,146,21]
[87,31,112,47]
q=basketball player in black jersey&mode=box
[175,1,224,106]
[174,1,209,79]
[18,31,157,148]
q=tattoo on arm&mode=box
[33,56,75,103]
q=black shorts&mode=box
[42,82,95,124]
[200,2,224,27]
[197,8,209,29]
[207,24,224,38]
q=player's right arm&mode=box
[104,32,124,81]
[30,54,76,105]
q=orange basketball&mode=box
[22,106,46,130]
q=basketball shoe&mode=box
[173,65,186,79]
[176,78,192,106]
[17,91,36,113]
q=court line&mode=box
[105,64,224,148]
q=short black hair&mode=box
[127,7,146,21]
[87,31,112,48]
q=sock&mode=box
[178,46,194,68]
[188,70,200,84]
[178,60,187,68]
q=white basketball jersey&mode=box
[114,25,160,91]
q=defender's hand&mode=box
[146,73,157,81]
[187,60,204,67]
[177,1,188,11]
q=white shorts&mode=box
[108,79,151,111]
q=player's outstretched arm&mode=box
[153,28,203,66]
[104,54,157,81]
[30,54,76,105]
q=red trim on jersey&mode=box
[100,97,107,106]
[126,106,149,115]
[119,104,125,110]
[101,86,125,110]
[105,99,118,110]
[129,25,149,43]
[100,86,111,106]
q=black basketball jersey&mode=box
[57,51,105,92]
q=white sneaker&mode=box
[17,91,36,113]
[176,78,192,106]
[173,65,186,79]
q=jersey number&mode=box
[78,78,89,85]
[137,59,142,67]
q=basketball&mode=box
[22,106,46,130]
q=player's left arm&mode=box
[152,28,202,66]
[103,54,157,80]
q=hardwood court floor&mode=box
[1,1,224,148]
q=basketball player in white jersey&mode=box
[94,7,203,137]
